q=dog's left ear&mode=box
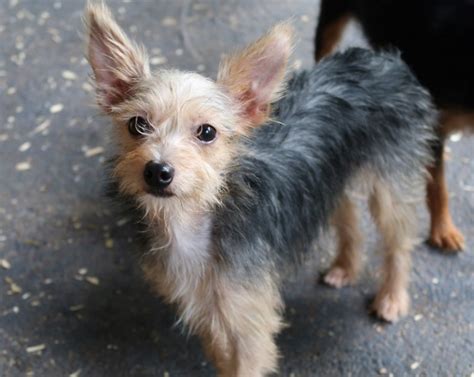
[217,23,293,127]
[84,2,150,112]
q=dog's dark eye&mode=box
[196,124,217,143]
[128,116,151,136]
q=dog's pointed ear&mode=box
[84,1,150,111]
[217,22,293,127]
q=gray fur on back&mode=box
[212,48,436,279]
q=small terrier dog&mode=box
[85,3,436,376]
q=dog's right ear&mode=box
[217,23,293,128]
[84,1,150,112]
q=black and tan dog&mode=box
[85,2,437,375]
[315,0,474,251]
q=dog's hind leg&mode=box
[369,180,417,322]
[324,193,364,288]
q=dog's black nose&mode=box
[144,161,174,189]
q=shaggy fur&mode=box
[214,49,435,275]
[85,2,436,376]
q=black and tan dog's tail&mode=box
[315,0,354,61]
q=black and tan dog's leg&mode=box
[426,109,471,251]
[314,0,353,61]
[369,181,417,322]
[199,276,283,377]
[427,145,465,251]
[324,194,363,288]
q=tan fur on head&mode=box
[110,71,239,217]
[85,4,294,221]
[217,22,294,128]
[85,1,239,216]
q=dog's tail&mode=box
[314,0,354,61]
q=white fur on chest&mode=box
[149,210,213,304]
[168,213,212,269]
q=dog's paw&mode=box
[372,291,409,322]
[323,266,356,288]
[429,223,465,252]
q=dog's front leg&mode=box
[196,272,284,377]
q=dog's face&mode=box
[102,70,238,209]
[85,2,292,213]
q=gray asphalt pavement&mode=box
[0,1,473,376]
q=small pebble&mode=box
[461,182,474,192]
[5,277,22,294]
[85,276,100,286]
[150,56,167,65]
[26,344,46,354]
[410,362,420,370]
[374,324,384,333]
[414,314,423,321]
[49,103,64,113]
[16,161,31,171]
[449,132,462,142]
[0,259,11,269]
[69,304,84,312]
[62,70,77,80]
[293,59,302,70]
[19,142,31,152]
[105,238,114,249]
[161,17,177,26]
[116,218,129,227]
[84,146,104,158]
[30,120,50,135]
[82,82,93,92]
[69,370,81,377]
